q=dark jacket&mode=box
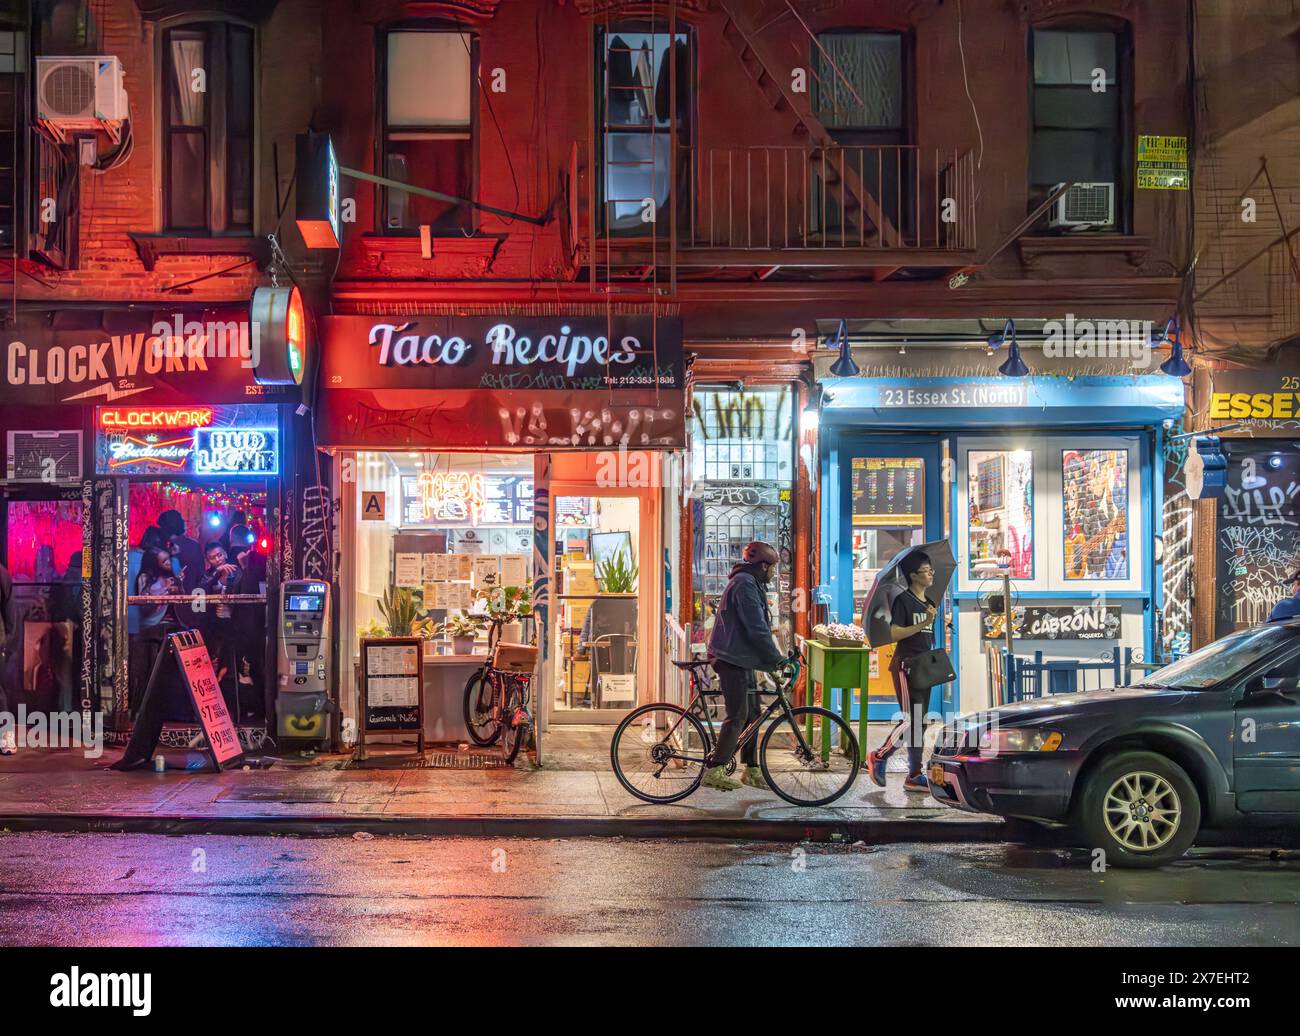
[707,562,784,670]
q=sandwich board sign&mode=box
[173,630,245,768]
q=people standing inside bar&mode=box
[219,510,248,557]
[157,506,202,621]
[130,532,182,715]
[199,541,242,717]
[867,551,938,792]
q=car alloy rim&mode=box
[1102,770,1182,851]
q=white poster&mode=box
[501,554,528,586]
[472,554,501,588]
[395,553,423,588]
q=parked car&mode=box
[927,620,1300,867]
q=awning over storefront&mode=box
[821,376,1185,428]
[316,314,686,449]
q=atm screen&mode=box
[287,594,323,612]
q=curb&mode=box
[0,812,1010,843]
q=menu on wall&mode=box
[395,553,423,587]
[851,457,924,527]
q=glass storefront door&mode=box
[551,488,650,722]
[833,439,948,720]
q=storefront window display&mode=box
[689,385,794,648]
[353,451,535,653]
[967,450,1034,579]
[1062,448,1129,581]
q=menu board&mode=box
[361,638,423,732]
[852,457,924,527]
[174,631,244,768]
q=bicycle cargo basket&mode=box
[492,642,538,673]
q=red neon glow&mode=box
[99,406,214,430]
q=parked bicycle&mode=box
[610,649,860,806]
[462,598,535,765]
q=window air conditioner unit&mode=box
[36,56,129,141]
[1047,182,1115,229]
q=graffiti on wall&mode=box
[1161,428,1194,654]
[299,484,332,581]
[1215,444,1300,636]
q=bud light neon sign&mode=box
[194,428,279,475]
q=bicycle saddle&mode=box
[672,658,712,670]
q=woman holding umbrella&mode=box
[867,551,939,792]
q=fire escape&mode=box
[576,0,977,291]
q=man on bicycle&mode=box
[703,541,786,791]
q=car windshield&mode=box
[1136,625,1298,689]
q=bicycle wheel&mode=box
[463,668,500,747]
[760,706,860,807]
[500,678,527,764]
[611,703,710,804]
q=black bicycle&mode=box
[609,649,860,807]
[463,616,534,764]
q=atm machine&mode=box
[276,580,333,746]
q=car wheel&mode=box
[1074,750,1201,868]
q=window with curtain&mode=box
[812,31,904,140]
[381,29,476,234]
[163,21,254,233]
[1029,27,1126,228]
[596,22,691,237]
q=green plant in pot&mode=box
[377,586,421,637]
[437,612,486,654]
[596,549,638,594]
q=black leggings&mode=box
[709,659,760,767]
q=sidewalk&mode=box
[0,725,1006,843]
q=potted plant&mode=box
[596,549,638,594]
[377,586,421,636]
[438,613,486,654]
[475,584,534,643]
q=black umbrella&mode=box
[861,539,956,648]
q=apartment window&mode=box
[596,22,690,237]
[1029,27,1126,229]
[36,0,99,53]
[811,30,909,239]
[0,28,24,255]
[380,28,476,234]
[163,21,254,233]
[812,31,905,143]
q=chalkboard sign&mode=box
[852,457,924,527]
[359,637,425,752]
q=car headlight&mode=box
[978,728,1063,754]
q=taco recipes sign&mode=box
[321,315,683,391]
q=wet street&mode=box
[0,832,1298,946]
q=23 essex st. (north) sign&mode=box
[320,315,683,391]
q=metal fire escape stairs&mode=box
[716,0,901,249]
[590,0,680,297]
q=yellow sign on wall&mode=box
[1136,135,1188,190]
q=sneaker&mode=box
[0,731,15,756]
[740,765,768,790]
[866,749,887,788]
[902,773,930,793]
[701,765,742,791]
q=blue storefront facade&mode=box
[815,371,1186,721]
